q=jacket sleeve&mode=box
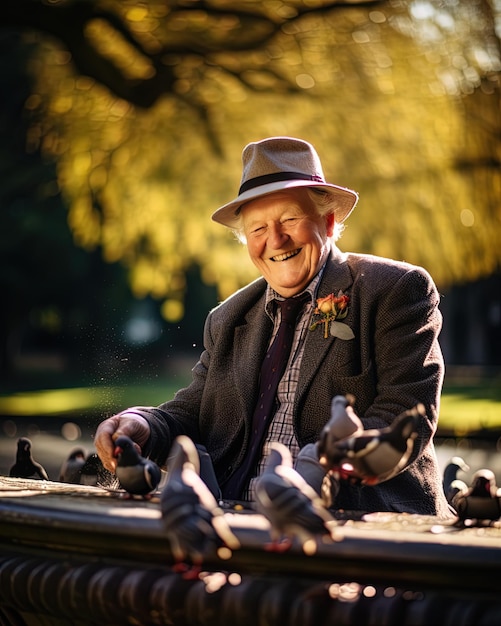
[358,263,444,462]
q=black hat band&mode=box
[238,171,324,195]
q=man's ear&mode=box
[325,212,335,237]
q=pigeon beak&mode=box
[113,445,122,458]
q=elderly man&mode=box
[95,137,451,516]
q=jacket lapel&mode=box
[232,287,272,419]
[297,247,354,401]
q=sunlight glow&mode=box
[0,388,111,416]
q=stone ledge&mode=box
[1,477,501,625]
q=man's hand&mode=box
[94,413,150,473]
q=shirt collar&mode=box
[264,261,327,321]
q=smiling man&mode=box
[240,189,333,297]
[95,137,452,517]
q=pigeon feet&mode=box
[172,562,202,580]
[264,537,292,552]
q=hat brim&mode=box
[211,179,358,228]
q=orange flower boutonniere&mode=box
[310,291,354,340]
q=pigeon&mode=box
[113,435,161,497]
[254,442,338,555]
[318,394,363,460]
[79,453,100,486]
[318,405,422,485]
[59,448,86,483]
[448,468,501,521]
[9,437,49,480]
[442,456,469,503]
[79,452,119,488]
[160,435,240,578]
[315,394,364,506]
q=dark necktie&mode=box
[222,295,308,499]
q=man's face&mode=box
[240,188,334,297]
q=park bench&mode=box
[0,476,500,625]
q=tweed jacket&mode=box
[132,246,451,517]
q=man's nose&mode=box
[267,223,289,247]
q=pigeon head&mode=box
[113,435,140,466]
[68,448,86,461]
[168,435,200,474]
[81,453,100,473]
[265,442,292,470]
[449,456,470,473]
[470,469,497,497]
[17,437,32,456]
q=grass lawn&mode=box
[0,381,186,419]
[439,380,501,436]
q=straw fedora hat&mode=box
[211,136,358,228]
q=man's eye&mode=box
[251,226,266,235]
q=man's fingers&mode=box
[95,416,121,472]
[94,413,151,473]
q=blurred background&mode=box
[0,0,500,481]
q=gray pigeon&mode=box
[9,437,49,480]
[113,435,161,497]
[160,435,240,578]
[318,394,363,463]
[59,448,86,483]
[79,452,118,488]
[254,442,338,555]
[318,405,421,485]
[449,468,501,521]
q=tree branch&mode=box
[3,0,384,107]
[3,0,177,107]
